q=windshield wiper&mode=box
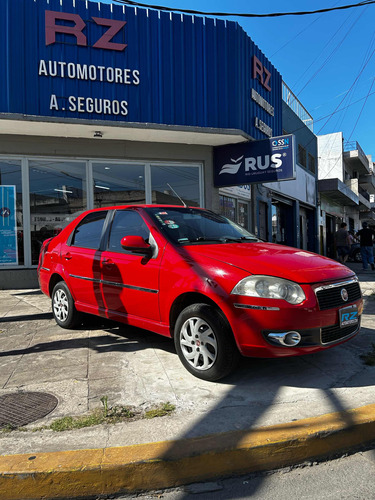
[221,236,258,243]
[190,237,223,243]
[179,236,258,244]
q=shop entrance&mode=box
[299,206,315,251]
[258,201,268,241]
[271,199,293,246]
[325,214,336,259]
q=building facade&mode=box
[318,132,375,258]
[263,89,318,252]
[0,0,318,288]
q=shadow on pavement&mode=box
[0,313,53,323]
[1,259,374,498]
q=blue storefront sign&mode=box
[214,135,296,187]
[0,186,18,266]
[0,0,282,140]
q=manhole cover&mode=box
[0,392,58,428]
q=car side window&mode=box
[71,211,107,249]
[108,210,149,253]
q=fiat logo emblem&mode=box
[341,289,349,302]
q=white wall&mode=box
[264,165,316,206]
[317,132,343,180]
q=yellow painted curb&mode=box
[1,403,375,500]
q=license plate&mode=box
[339,305,358,327]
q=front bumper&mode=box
[226,276,363,358]
[262,318,361,348]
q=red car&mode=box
[38,205,363,381]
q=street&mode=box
[110,447,375,500]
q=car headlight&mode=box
[231,276,305,305]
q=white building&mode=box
[317,132,375,257]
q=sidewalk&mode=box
[0,262,374,499]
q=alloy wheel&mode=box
[179,316,218,371]
[53,288,69,322]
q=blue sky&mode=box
[107,0,375,159]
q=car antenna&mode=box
[167,183,187,207]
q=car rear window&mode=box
[71,211,107,249]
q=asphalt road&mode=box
[108,445,375,500]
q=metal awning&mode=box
[359,173,375,194]
[0,114,251,147]
[344,150,371,175]
[318,178,359,206]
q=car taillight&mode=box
[38,238,52,270]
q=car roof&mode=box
[85,204,204,212]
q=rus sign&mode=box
[214,135,296,187]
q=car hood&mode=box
[185,242,355,283]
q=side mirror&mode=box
[121,236,152,256]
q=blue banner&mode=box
[0,0,282,140]
[0,186,18,266]
[214,135,296,187]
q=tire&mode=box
[52,281,81,329]
[353,249,362,263]
[174,303,239,381]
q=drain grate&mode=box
[0,392,58,428]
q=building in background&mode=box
[318,132,375,258]
[0,0,356,289]
[261,83,318,252]
[215,82,319,253]
[0,0,284,288]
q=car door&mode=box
[100,209,161,322]
[60,210,108,311]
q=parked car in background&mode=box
[38,205,363,381]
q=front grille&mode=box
[321,323,359,344]
[316,281,361,310]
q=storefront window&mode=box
[29,160,86,264]
[151,165,201,206]
[219,195,236,222]
[0,160,23,266]
[92,163,146,208]
[298,144,307,168]
[238,202,249,228]
[1,157,203,269]
[308,153,316,174]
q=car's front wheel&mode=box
[174,303,239,381]
[52,281,81,329]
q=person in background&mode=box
[348,230,355,247]
[356,221,375,270]
[334,222,351,264]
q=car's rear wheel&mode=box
[52,281,81,329]
[174,303,239,381]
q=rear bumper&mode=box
[37,268,51,297]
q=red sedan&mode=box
[38,205,363,381]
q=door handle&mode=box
[102,258,114,266]
[63,252,72,260]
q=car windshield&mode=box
[145,207,259,245]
